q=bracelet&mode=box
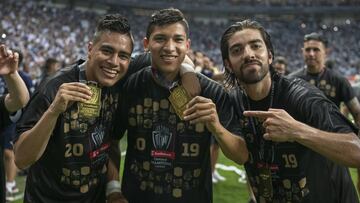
[180,63,195,76]
[106,180,122,196]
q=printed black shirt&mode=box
[115,67,241,203]
[289,68,355,107]
[231,74,359,203]
[15,62,120,203]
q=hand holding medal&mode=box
[78,81,101,118]
[49,82,92,116]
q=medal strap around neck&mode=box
[151,67,180,90]
[243,82,275,163]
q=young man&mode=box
[289,32,360,126]
[217,20,360,202]
[272,56,287,75]
[0,44,30,203]
[14,14,133,202]
[115,8,247,203]
[289,33,360,193]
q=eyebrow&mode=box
[101,44,131,56]
[229,39,263,50]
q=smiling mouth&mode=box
[160,55,178,61]
[101,66,119,78]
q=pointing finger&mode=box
[243,111,274,118]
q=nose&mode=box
[163,39,176,52]
[243,45,255,59]
[308,49,315,56]
[108,54,119,66]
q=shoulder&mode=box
[287,67,305,79]
[38,64,78,96]
[275,75,326,104]
[123,66,152,90]
[325,69,350,83]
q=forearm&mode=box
[294,122,360,167]
[107,139,121,181]
[211,124,248,165]
[14,109,59,169]
[4,71,30,112]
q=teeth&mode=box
[161,56,176,60]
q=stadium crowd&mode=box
[1,0,360,80]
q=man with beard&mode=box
[192,20,360,202]
[289,32,360,193]
[115,8,247,203]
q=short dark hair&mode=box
[43,58,59,71]
[274,56,287,66]
[304,32,328,48]
[93,14,134,50]
[146,8,189,39]
[220,19,275,88]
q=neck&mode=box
[84,61,92,81]
[243,72,272,101]
[307,66,324,74]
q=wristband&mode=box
[180,63,195,76]
[106,180,122,196]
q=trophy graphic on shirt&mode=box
[152,125,172,150]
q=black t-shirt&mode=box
[289,68,355,107]
[0,96,10,203]
[231,74,359,203]
[114,67,240,203]
[15,63,120,203]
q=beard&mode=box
[236,63,269,84]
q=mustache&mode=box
[241,59,262,69]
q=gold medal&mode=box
[78,81,101,118]
[258,167,273,201]
[168,85,191,120]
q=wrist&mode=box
[106,180,122,197]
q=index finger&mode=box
[186,96,212,108]
[243,111,274,118]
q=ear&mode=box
[87,42,93,59]
[143,37,149,52]
[224,59,233,72]
[325,47,331,56]
[268,51,273,65]
[301,47,306,56]
[186,39,191,51]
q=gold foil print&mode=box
[62,168,70,176]
[64,123,69,133]
[81,167,90,175]
[136,105,143,114]
[173,188,182,198]
[72,180,80,186]
[143,161,150,171]
[193,169,201,178]
[283,179,291,189]
[160,99,169,109]
[195,123,205,133]
[140,181,146,191]
[174,167,183,177]
[71,110,78,120]
[80,185,89,193]
[298,177,306,189]
[144,98,152,107]
[153,101,159,112]
[129,117,136,126]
